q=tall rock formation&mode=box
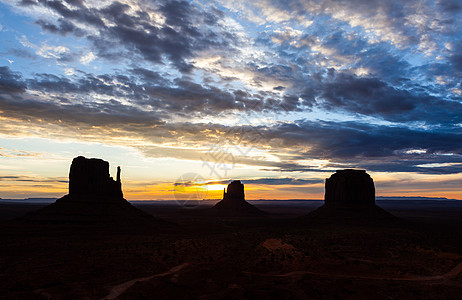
[219,180,245,207]
[22,156,156,225]
[324,169,375,206]
[305,169,395,222]
[212,180,265,215]
[68,156,123,199]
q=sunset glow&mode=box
[0,0,461,200]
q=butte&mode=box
[22,156,157,225]
[305,169,396,223]
[210,180,266,216]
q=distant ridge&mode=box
[376,196,460,201]
[0,198,57,204]
[2,196,458,205]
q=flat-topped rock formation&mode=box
[69,156,123,199]
[325,169,375,206]
[305,169,396,223]
[211,180,265,216]
[22,156,156,225]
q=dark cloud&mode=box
[0,66,27,94]
[319,72,417,114]
[438,0,462,13]
[241,178,322,185]
[0,69,165,128]
[19,0,238,73]
[101,0,223,72]
[253,25,462,124]
[194,177,323,187]
[2,67,462,175]
[266,0,450,42]
[0,66,297,117]
[14,0,460,124]
[2,0,462,179]
[450,54,462,71]
[252,120,462,174]
[35,0,105,28]
[18,0,36,6]
[310,71,462,125]
[265,120,462,157]
[449,41,462,73]
[129,68,164,83]
[0,175,67,183]
[5,67,462,176]
[35,18,85,37]
[63,0,85,7]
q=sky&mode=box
[0,0,461,200]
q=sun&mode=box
[204,184,228,191]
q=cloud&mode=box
[0,147,42,158]
[1,64,462,175]
[449,42,462,73]
[64,68,75,76]
[0,66,27,94]
[1,0,462,179]
[241,177,322,185]
[17,0,239,73]
[19,35,71,60]
[176,177,322,187]
[35,18,85,37]
[376,175,462,196]
[80,52,96,65]
[0,67,166,130]
[277,69,462,125]
[438,0,462,13]
[36,45,70,59]
[1,65,296,119]
[253,120,462,174]
[2,69,462,176]
[0,175,67,183]
[258,0,459,53]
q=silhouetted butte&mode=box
[69,156,123,199]
[211,180,265,216]
[22,156,156,224]
[305,169,396,222]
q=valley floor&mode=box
[0,200,461,299]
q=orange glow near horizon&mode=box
[121,178,462,201]
[2,182,462,200]
[1,171,461,201]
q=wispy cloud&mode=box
[0,175,67,183]
[0,147,42,158]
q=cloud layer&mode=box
[0,0,461,179]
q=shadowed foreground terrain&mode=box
[0,200,461,299]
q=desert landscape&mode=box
[1,1,462,299]
[0,158,461,299]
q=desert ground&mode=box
[0,200,461,299]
